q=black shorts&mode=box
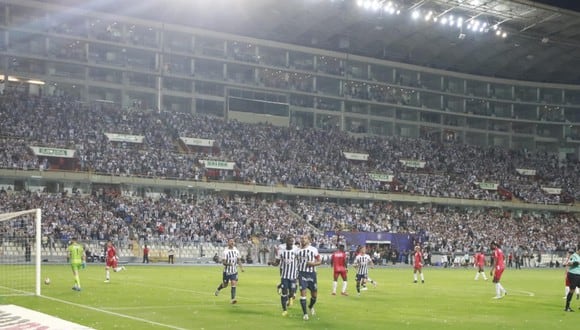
[568,272,580,290]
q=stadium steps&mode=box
[286,208,323,235]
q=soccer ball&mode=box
[44,277,51,285]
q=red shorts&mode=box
[106,258,118,268]
[493,267,505,282]
[414,265,422,271]
[333,270,347,281]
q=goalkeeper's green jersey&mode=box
[68,242,84,264]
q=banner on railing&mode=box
[478,182,498,190]
[541,187,561,195]
[368,173,394,182]
[516,168,536,176]
[104,133,144,143]
[399,159,426,168]
[30,146,76,158]
[343,152,369,161]
[200,159,235,170]
[180,137,215,147]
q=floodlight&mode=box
[441,17,448,25]
[495,30,501,36]
[412,11,420,20]
[501,32,507,38]
[357,0,364,7]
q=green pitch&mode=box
[1,264,578,329]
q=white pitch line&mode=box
[508,290,535,297]
[40,295,189,330]
[104,302,280,311]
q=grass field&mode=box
[1,264,578,329]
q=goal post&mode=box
[0,208,42,296]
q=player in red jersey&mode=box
[105,240,125,283]
[490,241,507,299]
[330,244,349,296]
[413,246,425,283]
[474,249,488,281]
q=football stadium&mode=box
[0,0,579,329]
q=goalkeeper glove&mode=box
[81,261,86,269]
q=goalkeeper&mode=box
[564,243,580,312]
[67,237,86,291]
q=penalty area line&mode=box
[508,290,535,297]
[40,295,189,330]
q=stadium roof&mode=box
[61,0,580,85]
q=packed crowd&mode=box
[1,190,577,256]
[0,93,579,205]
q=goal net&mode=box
[0,209,42,296]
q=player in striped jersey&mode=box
[296,235,322,321]
[270,236,299,316]
[354,246,375,296]
[214,238,244,304]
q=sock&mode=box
[414,274,418,281]
[495,283,501,297]
[482,272,487,280]
[420,273,424,281]
[368,277,374,284]
[300,297,307,314]
[281,294,288,310]
[216,283,224,292]
[308,297,317,309]
[475,272,479,280]
[499,283,505,294]
[106,270,110,280]
[74,274,81,288]
[231,286,236,299]
[565,286,570,296]
[566,292,573,308]
[342,281,348,293]
[332,281,337,293]
[356,282,360,293]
